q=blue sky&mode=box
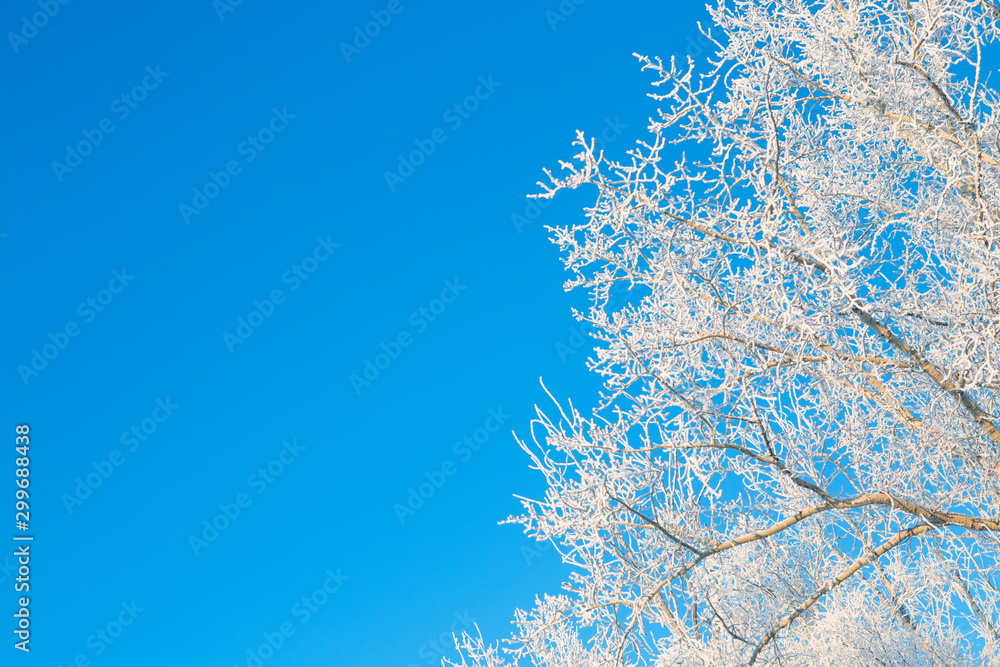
[0,1,711,665]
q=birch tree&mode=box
[453,0,1000,665]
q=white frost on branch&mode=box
[452,0,1000,665]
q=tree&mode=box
[451,0,1000,665]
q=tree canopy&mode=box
[452,0,1000,665]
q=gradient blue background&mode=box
[0,1,709,665]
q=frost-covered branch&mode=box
[461,1,1000,665]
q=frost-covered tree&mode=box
[453,1,1000,665]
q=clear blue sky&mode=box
[0,1,709,665]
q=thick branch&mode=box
[746,523,938,665]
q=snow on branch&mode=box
[457,1,1000,665]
